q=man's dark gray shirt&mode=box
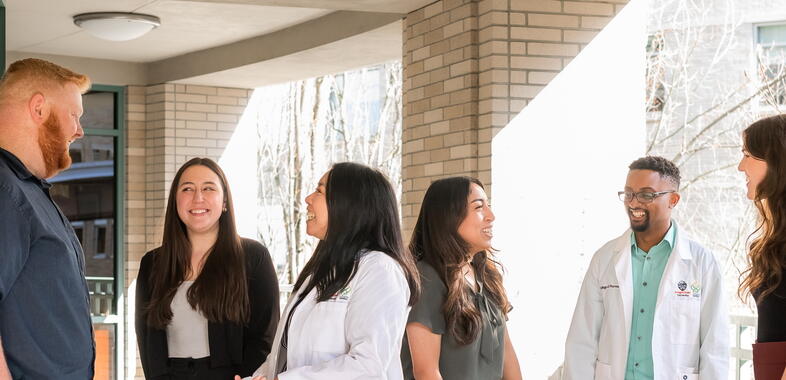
[0,147,94,379]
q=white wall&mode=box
[492,1,647,377]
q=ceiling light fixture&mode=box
[73,12,161,42]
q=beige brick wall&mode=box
[125,85,146,380]
[125,83,252,379]
[402,0,628,236]
[402,0,480,236]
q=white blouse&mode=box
[166,281,210,358]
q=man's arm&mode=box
[563,259,603,380]
[697,253,729,379]
[0,188,30,380]
[0,336,12,380]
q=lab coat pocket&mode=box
[669,299,700,344]
[594,361,613,380]
[310,301,349,353]
[678,367,699,380]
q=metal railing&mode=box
[88,278,293,317]
[86,276,114,316]
[731,313,756,380]
[279,283,294,309]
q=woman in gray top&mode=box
[401,176,522,380]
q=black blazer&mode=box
[135,238,280,379]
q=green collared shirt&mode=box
[624,222,676,380]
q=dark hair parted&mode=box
[293,162,420,306]
[409,176,511,345]
[145,157,249,329]
[628,156,681,189]
[739,114,786,302]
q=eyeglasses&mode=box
[617,190,675,203]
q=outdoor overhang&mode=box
[5,0,427,88]
[149,11,403,87]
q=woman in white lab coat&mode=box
[243,162,420,380]
[738,114,786,380]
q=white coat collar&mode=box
[608,220,689,352]
[609,220,691,260]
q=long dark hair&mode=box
[409,176,511,345]
[739,114,786,302]
[145,157,249,329]
[293,162,420,305]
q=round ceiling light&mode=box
[73,12,161,42]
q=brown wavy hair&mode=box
[409,176,511,345]
[739,114,786,302]
[145,157,249,329]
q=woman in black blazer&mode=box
[135,158,279,379]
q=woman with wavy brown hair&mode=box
[401,176,522,380]
[738,114,786,380]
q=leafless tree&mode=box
[645,0,786,309]
[254,61,403,283]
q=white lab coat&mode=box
[563,223,729,380]
[251,250,410,380]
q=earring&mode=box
[223,207,227,212]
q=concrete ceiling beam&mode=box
[146,10,403,85]
[175,0,430,13]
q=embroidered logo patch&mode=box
[674,280,691,298]
[329,287,352,302]
[677,281,687,291]
[690,281,701,298]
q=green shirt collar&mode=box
[630,221,676,255]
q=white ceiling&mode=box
[5,0,433,87]
[7,0,332,62]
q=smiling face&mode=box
[624,169,678,233]
[738,148,768,201]
[175,165,225,237]
[305,171,329,240]
[457,183,495,255]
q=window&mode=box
[646,33,666,112]
[756,24,786,105]
[50,87,124,380]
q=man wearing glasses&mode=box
[563,156,728,380]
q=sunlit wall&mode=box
[219,91,264,240]
[492,0,647,377]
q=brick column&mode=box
[402,0,628,236]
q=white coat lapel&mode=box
[258,282,308,379]
[612,232,634,350]
[655,225,691,311]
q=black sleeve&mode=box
[240,239,280,376]
[135,250,170,380]
[135,251,153,377]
